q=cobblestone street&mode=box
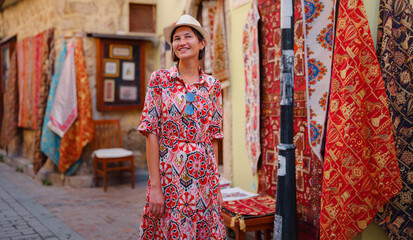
[0,162,148,240]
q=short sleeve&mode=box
[138,71,162,137]
[208,78,224,140]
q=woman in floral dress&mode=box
[137,15,226,239]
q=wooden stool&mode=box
[222,211,274,240]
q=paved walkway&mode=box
[0,162,148,240]
[0,161,252,240]
[0,170,83,240]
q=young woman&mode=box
[137,15,226,239]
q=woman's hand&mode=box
[149,185,165,218]
[145,133,164,218]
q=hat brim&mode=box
[164,23,209,46]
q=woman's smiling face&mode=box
[172,26,205,61]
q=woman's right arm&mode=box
[146,132,165,217]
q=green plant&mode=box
[0,155,4,162]
[15,166,23,173]
[42,179,52,186]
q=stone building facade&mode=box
[0,0,158,180]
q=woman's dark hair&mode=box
[171,26,205,62]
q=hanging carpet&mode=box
[304,0,336,162]
[0,50,18,149]
[212,0,230,83]
[257,0,323,238]
[374,0,413,239]
[58,38,94,173]
[202,0,218,74]
[244,2,261,175]
[40,41,67,166]
[17,31,49,129]
[320,0,402,238]
[47,41,77,138]
[33,29,55,173]
[257,0,282,200]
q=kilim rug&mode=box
[304,0,335,162]
[244,2,261,175]
[0,50,18,149]
[320,0,402,238]
[212,0,230,83]
[257,0,282,200]
[58,38,94,173]
[292,0,323,234]
[202,0,218,74]
[47,41,77,138]
[17,31,47,129]
[40,41,67,166]
[374,0,413,239]
[257,0,322,238]
[33,29,54,174]
[223,195,275,216]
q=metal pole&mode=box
[274,0,297,239]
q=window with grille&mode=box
[129,3,156,33]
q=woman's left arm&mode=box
[212,139,223,207]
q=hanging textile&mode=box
[243,2,261,175]
[257,0,282,199]
[292,0,323,237]
[202,0,218,74]
[0,50,18,148]
[320,0,402,238]
[40,41,67,166]
[374,0,413,238]
[212,0,230,82]
[257,0,322,238]
[17,31,47,129]
[47,41,77,138]
[58,38,94,173]
[33,29,55,173]
[304,0,335,161]
[223,195,275,216]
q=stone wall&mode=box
[1,0,156,174]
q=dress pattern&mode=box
[320,0,402,239]
[374,0,413,239]
[138,65,226,239]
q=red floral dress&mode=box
[137,65,226,239]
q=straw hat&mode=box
[163,14,209,46]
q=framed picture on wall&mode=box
[119,86,138,101]
[96,38,145,111]
[103,79,115,102]
[110,44,133,59]
[122,62,135,81]
[103,59,119,77]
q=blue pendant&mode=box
[185,92,195,102]
[185,104,195,115]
